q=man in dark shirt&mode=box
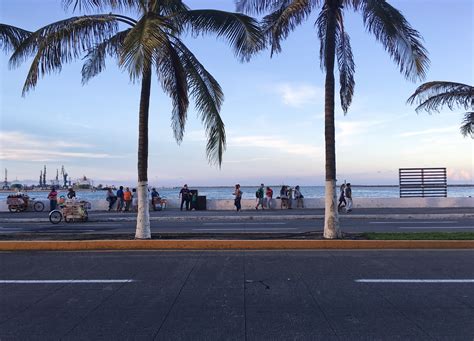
[116,186,124,212]
[179,184,191,211]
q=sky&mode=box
[1,0,473,187]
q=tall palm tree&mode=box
[408,81,474,138]
[236,0,429,238]
[0,23,30,52]
[10,0,263,239]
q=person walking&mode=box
[345,183,353,212]
[123,187,132,211]
[116,186,124,212]
[265,186,273,209]
[151,188,160,211]
[255,183,265,210]
[66,187,76,199]
[106,188,117,211]
[287,186,294,209]
[294,185,304,208]
[280,185,289,209]
[132,188,138,211]
[47,187,58,211]
[338,183,347,212]
[179,184,191,211]
[233,184,243,212]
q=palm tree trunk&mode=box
[135,65,152,239]
[323,2,341,239]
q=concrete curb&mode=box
[1,213,473,223]
[0,240,473,251]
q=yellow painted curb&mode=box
[0,240,473,250]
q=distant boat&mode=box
[73,175,94,190]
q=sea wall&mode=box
[1,197,473,212]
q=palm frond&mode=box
[359,0,429,82]
[0,24,31,53]
[173,38,226,166]
[315,5,328,70]
[120,16,170,81]
[175,9,264,61]
[154,36,189,143]
[460,112,474,138]
[154,0,189,16]
[262,0,314,55]
[236,0,320,15]
[62,0,143,12]
[82,29,130,83]
[9,15,119,95]
[336,24,355,113]
[407,81,474,112]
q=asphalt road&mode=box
[0,217,473,234]
[0,250,473,340]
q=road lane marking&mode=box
[356,279,474,283]
[0,280,136,284]
[193,228,298,231]
[398,226,473,229]
[369,221,457,224]
[202,222,287,226]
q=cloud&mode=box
[228,135,322,157]
[272,83,324,108]
[0,131,113,161]
[399,126,459,137]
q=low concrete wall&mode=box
[1,197,473,212]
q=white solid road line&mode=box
[194,227,297,231]
[202,222,287,226]
[398,226,473,229]
[356,279,474,283]
[369,221,457,224]
[0,280,136,284]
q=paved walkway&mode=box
[0,207,473,223]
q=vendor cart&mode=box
[6,194,44,213]
[49,200,90,224]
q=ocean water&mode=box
[1,185,472,201]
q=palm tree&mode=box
[0,23,30,52]
[408,81,474,138]
[236,0,429,238]
[10,0,263,239]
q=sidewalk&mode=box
[1,207,473,223]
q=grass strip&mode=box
[364,232,474,240]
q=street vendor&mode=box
[67,187,76,199]
[47,187,58,211]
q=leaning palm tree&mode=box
[10,0,263,239]
[408,81,474,138]
[0,23,30,52]
[236,0,429,238]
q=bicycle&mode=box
[49,200,90,224]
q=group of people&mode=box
[179,184,199,211]
[231,183,305,212]
[106,186,165,212]
[338,183,353,212]
[47,187,77,211]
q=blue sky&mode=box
[1,0,473,187]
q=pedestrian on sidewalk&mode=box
[338,183,346,212]
[294,185,304,208]
[265,186,273,209]
[287,186,294,209]
[106,188,117,211]
[67,187,76,199]
[132,188,138,211]
[255,183,265,210]
[345,183,353,212]
[233,184,242,212]
[151,188,161,211]
[123,187,132,211]
[280,185,289,209]
[47,187,58,212]
[116,186,124,212]
[179,184,191,211]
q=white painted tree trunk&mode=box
[135,181,151,239]
[323,180,341,239]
